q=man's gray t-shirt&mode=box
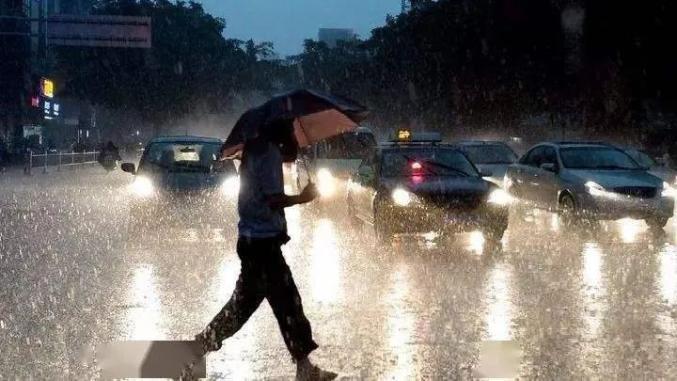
[238,141,287,238]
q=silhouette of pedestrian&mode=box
[188,119,337,381]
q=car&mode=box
[293,126,377,201]
[623,147,677,185]
[120,136,239,232]
[455,140,518,187]
[346,130,511,245]
[505,141,675,230]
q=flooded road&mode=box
[1,168,676,379]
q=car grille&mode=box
[613,186,657,199]
[423,193,484,210]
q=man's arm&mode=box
[266,183,318,209]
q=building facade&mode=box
[318,28,356,48]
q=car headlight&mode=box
[662,181,675,198]
[130,176,154,198]
[317,168,336,198]
[221,176,240,197]
[585,181,617,199]
[487,188,512,205]
[392,188,415,206]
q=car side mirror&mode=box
[540,162,557,172]
[479,169,493,177]
[121,162,136,174]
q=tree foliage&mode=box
[53,0,292,129]
[293,0,677,143]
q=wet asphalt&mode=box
[0,167,676,379]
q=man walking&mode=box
[191,120,336,380]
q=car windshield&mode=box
[316,132,376,159]
[381,148,479,177]
[560,147,640,170]
[625,149,656,168]
[460,144,517,164]
[140,142,222,173]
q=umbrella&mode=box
[220,89,368,159]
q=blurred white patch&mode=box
[220,176,240,198]
[659,246,677,305]
[316,168,336,198]
[468,231,485,255]
[129,176,155,198]
[550,214,560,232]
[484,263,514,342]
[421,231,438,242]
[474,340,521,379]
[123,264,166,340]
[582,242,603,337]
[285,205,302,239]
[617,218,643,243]
[310,218,341,303]
[97,340,205,379]
[384,266,418,380]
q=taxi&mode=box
[346,130,511,245]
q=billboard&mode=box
[46,15,151,48]
[22,125,43,139]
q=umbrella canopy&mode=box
[220,89,368,159]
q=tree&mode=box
[53,0,292,134]
[294,0,566,136]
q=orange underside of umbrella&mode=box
[293,109,359,147]
[220,109,359,159]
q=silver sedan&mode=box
[505,142,675,230]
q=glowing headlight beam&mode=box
[221,176,240,197]
[487,189,512,206]
[585,181,618,199]
[392,188,412,206]
[317,168,336,198]
[662,181,676,198]
[130,176,154,198]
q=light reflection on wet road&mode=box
[1,169,676,379]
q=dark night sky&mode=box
[198,0,401,56]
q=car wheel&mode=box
[558,194,578,228]
[646,216,668,232]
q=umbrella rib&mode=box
[297,117,307,145]
[296,117,314,184]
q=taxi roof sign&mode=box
[391,129,442,143]
[397,129,412,141]
[41,78,54,98]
